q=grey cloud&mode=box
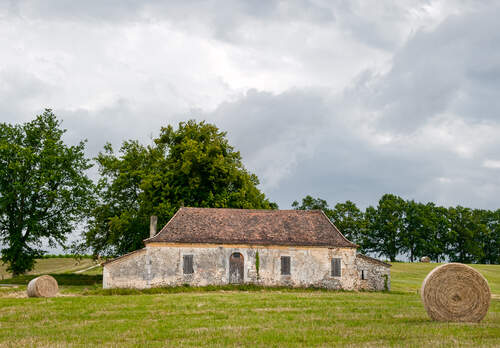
[331,0,420,50]
[1,0,423,53]
[0,69,54,123]
[60,101,188,158]
[348,5,500,132]
[199,3,500,209]
[204,88,332,189]
[2,0,334,26]
[204,86,500,210]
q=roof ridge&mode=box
[179,207,324,213]
[145,207,357,248]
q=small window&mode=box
[361,270,367,280]
[183,255,194,274]
[331,258,341,277]
[281,256,291,275]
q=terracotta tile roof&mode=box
[356,253,392,267]
[101,248,146,266]
[145,207,357,248]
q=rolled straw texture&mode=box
[27,275,59,298]
[421,263,490,322]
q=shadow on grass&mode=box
[1,273,102,286]
[83,284,397,296]
[1,274,402,297]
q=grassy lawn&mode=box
[0,262,499,347]
[390,262,500,295]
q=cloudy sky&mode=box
[2,0,500,211]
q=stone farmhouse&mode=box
[103,207,391,290]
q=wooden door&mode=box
[229,252,244,284]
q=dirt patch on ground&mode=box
[0,290,79,298]
[253,307,300,312]
[0,291,26,298]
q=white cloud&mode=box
[483,160,500,169]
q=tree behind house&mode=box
[85,120,276,257]
[292,195,332,217]
[292,196,365,247]
[331,201,365,247]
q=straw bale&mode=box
[27,275,59,298]
[421,263,490,322]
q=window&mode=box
[331,258,341,277]
[281,256,291,275]
[183,255,194,274]
[361,270,367,280]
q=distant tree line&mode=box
[293,194,500,264]
[38,254,94,259]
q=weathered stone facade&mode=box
[103,243,390,290]
[354,254,391,291]
[102,208,391,291]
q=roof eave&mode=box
[101,248,147,266]
[356,253,392,267]
[143,207,185,244]
[318,210,359,248]
[143,240,357,248]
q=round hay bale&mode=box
[420,256,431,263]
[421,263,490,322]
[27,275,59,298]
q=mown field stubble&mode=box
[0,262,498,347]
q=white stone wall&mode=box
[146,245,358,289]
[103,249,148,289]
[354,256,391,291]
[103,244,390,291]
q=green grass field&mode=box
[0,257,101,280]
[0,261,498,347]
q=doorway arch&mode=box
[229,252,244,284]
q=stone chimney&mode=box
[150,216,158,238]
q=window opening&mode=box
[281,256,291,275]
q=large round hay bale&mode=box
[27,275,59,298]
[420,256,431,263]
[421,263,490,322]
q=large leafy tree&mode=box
[84,141,153,256]
[0,110,93,275]
[363,194,405,262]
[331,201,365,246]
[400,200,421,262]
[446,206,481,263]
[143,120,276,217]
[400,201,447,262]
[479,209,500,264]
[422,204,449,262]
[400,200,431,262]
[86,120,276,256]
